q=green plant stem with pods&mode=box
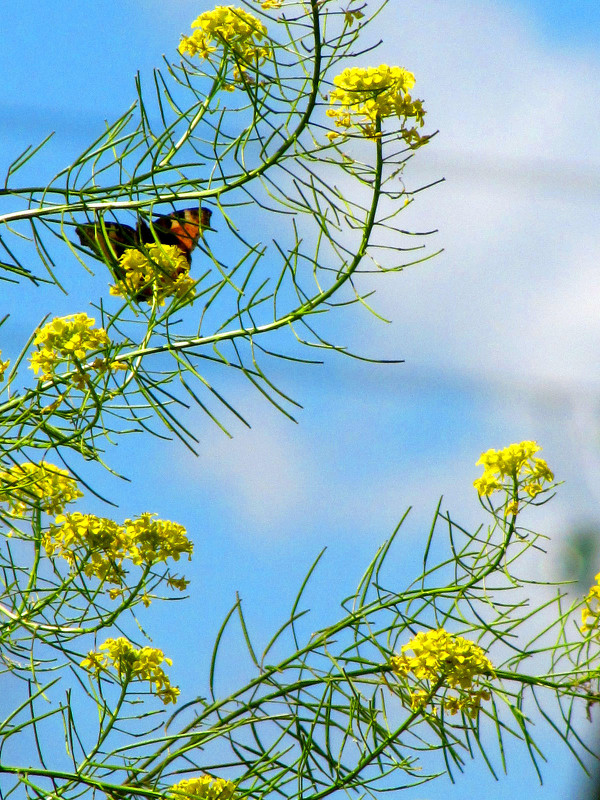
[0,3,599,800]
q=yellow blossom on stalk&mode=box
[44,513,129,582]
[390,628,495,718]
[443,689,491,718]
[394,628,495,689]
[81,637,180,704]
[343,8,365,26]
[29,313,119,387]
[122,513,193,566]
[170,775,236,800]
[0,462,83,517]
[581,573,600,635]
[43,512,193,596]
[473,440,554,505]
[179,6,271,83]
[504,500,519,517]
[0,352,9,382]
[409,689,430,713]
[110,245,195,304]
[260,0,282,8]
[167,575,191,591]
[326,65,427,144]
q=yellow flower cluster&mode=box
[391,628,494,719]
[44,513,125,582]
[110,245,195,304]
[170,776,236,800]
[123,513,193,566]
[29,313,123,387]
[473,441,554,508]
[581,573,600,636]
[81,637,180,704]
[179,6,271,84]
[0,351,9,382]
[43,512,193,591]
[326,65,426,143]
[0,461,83,517]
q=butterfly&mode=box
[76,207,212,301]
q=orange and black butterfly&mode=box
[76,207,212,301]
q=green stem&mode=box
[69,681,129,784]
[157,60,228,169]
[0,766,159,798]
[15,505,42,616]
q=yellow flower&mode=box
[111,245,195,304]
[179,6,271,84]
[473,474,502,497]
[43,512,193,597]
[581,573,600,635]
[261,0,282,8]
[398,628,494,689]
[29,313,117,387]
[122,513,193,566]
[391,628,494,717]
[167,575,191,591]
[473,441,554,507]
[81,637,180,705]
[0,461,83,517]
[0,352,9,382]
[80,650,104,674]
[443,689,490,719]
[504,500,519,516]
[44,513,127,581]
[409,689,431,713]
[476,440,540,477]
[389,653,410,678]
[170,776,236,800]
[343,8,365,26]
[327,65,427,145]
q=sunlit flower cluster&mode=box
[581,573,600,636]
[259,0,282,9]
[473,440,554,512]
[81,637,180,704]
[110,245,195,304]
[43,512,193,593]
[0,461,83,517]
[179,6,271,85]
[0,351,9,382]
[123,513,193,566]
[170,776,236,800]
[326,65,426,143]
[44,513,126,582]
[391,628,494,719]
[29,313,123,388]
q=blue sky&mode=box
[505,0,600,46]
[1,2,600,799]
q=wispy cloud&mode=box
[177,0,600,540]
[343,0,600,387]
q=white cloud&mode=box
[178,1,600,545]
[341,0,600,387]
[180,388,489,540]
[183,408,310,531]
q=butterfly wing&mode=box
[76,221,140,276]
[141,207,212,262]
